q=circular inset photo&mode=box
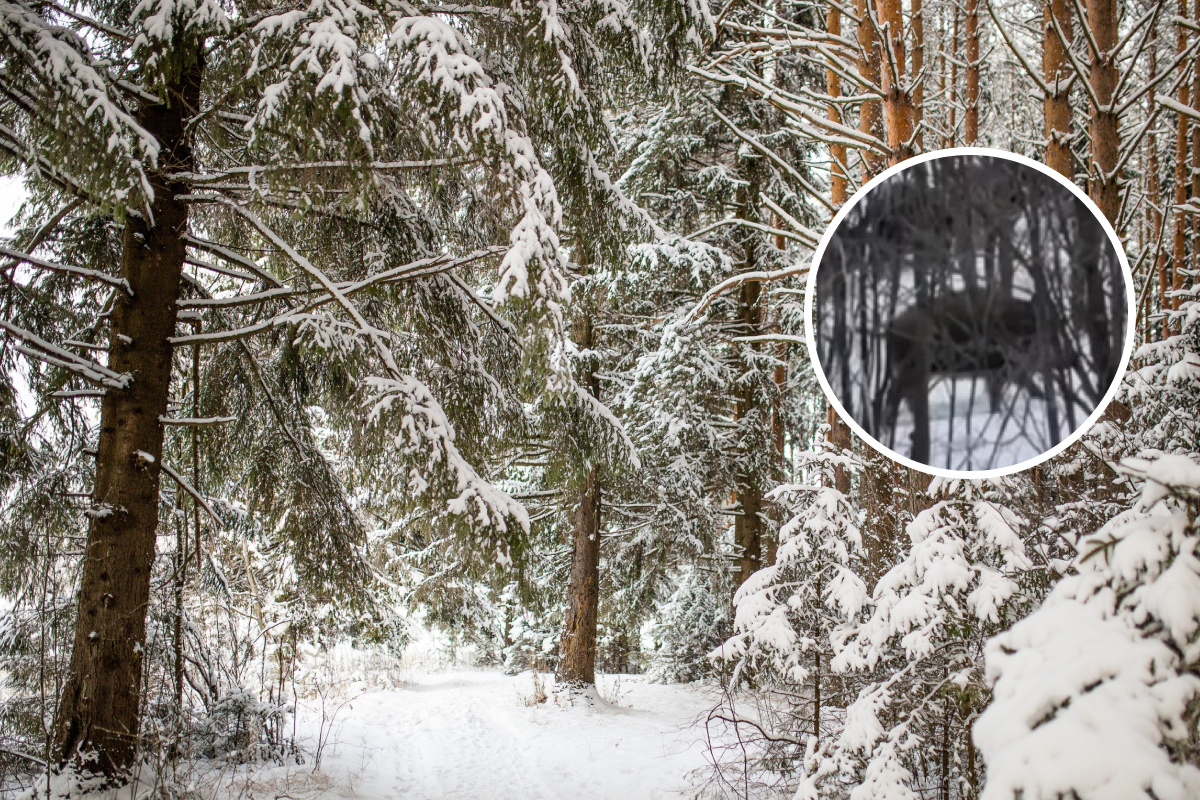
[808,149,1133,477]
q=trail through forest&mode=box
[290,672,713,800]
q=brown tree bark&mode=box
[1147,46,1169,342]
[734,276,765,588]
[827,6,849,205]
[52,53,204,781]
[1043,0,1074,177]
[556,466,602,687]
[1087,0,1120,227]
[768,222,789,569]
[826,405,852,494]
[1174,6,1190,319]
[557,306,604,687]
[947,7,960,148]
[912,0,925,149]
[856,0,886,177]
[880,0,915,163]
[824,27,853,494]
[1192,0,1200,293]
[964,0,980,144]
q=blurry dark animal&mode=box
[879,288,1067,463]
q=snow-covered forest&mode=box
[0,2,1197,799]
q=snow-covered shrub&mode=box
[503,605,563,675]
[715,470,864,688]
[976,453,1200,800]
[648,566,729,683]
[702,439,866,791]
[795,477,1041,800]
[191,690,289,763]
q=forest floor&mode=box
[222,670,717,800]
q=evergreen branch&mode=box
[183,234,284,288]
[688,265,810,321]
[172,158,465,182]
[0,318,129,387]
[176,247,505,311]
[446,272,520,347]
[703,100,835,214]
[760,195,821,247]
[42,1,131,43]
[184,256,263,284]
[159,460,223,529]
[687,216,815,247]
[0,245,131,293]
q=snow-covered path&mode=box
[297,671,715,800]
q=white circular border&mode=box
[805,147,1136,479]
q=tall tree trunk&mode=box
[1174,6,1190,321]
[53,54,203,782]
[947,7,960,148]
[826,405,853,494]
[768,222,789,569]
[912,0,925,149]
[1087,0,1120,226]
[1043,0,1074,177]
[1192,0,1200,291]
[856,0,886,177]
[1143,40,1164,343]
[557,466,602,687]
[827,5,849,205]
[734,463,763,586]
[823,29,853,495]
[734,274,765,588]
[880,0,915,163]
[964,0,980,144]
[558,307,603,687]
[812,644,822,740]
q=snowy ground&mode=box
[280,670,715,800]
[889,375,1081,470]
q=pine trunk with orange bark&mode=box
[828,5,849,204]
[1173,7,1190,320]
[1043,0,1074,178]
[912,0,925,149]
[856,0,886,177]
[880,0,915,163]
[1086,0,1120,227]
[964,0,980,144]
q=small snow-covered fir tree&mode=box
[790,477,1041,800]
[648,565,730,683]
[976,453,1200,800]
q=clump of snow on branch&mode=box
[388,16,570,316]
[365,376,528,539]
[0,4,159,207]
[247,2,379,149]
